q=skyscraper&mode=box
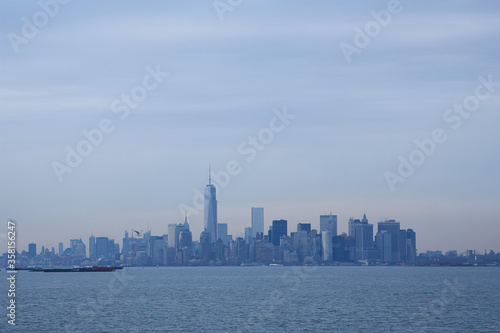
[70,239,78,250]
[58,242,63,256]
[28,243,36,258]
[332,235,346,262]
[108,239,116,258]
[297,223,311,234]
[204,166,218,243]
[235,237,248,264]
[200,230,212,261]
[89,235,96,259]
[179,229,192,249]
[355,223,375,260]
[70,239,86,257]
[271,219,287,246]
[96,237,109,259]
[322,231,332,262]
[378,220,401,262]
[149,236,165,265]
[406,228,417,262]
[348,214,367,237]
[245,227,253,244]
[320,213,337,236]
[218,223,229,246]
[251,207,264,238]
[347,218,358,237]
[168,224,177,248]
[375,231,392,262]
[399,229,407,262]
[175,223,184,250]
[143,230,151,254]
[122,231,129,255]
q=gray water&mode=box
[1,266,499,332]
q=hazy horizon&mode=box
[1,1,499,254]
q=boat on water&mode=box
[240,262,259,267]
[357,260,369,266]
[75,266,117,272]
[29,266,119,273]
[269,263,283,267]
[34,268,74,273]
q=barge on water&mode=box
[30,266,122,273]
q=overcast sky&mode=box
[1,1,499,254]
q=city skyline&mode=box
[1,1,499,257]
[1,2,499,332]
[14,210,499,269]
[6,165,499,253]
[12,206,423,267]
[10,200,496,256]
[7,168,499,254]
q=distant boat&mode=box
[29,266,118,273]
[269,263,283,267]
[37,268,73,273]
[76,266,116,272]
[240,262,259,267]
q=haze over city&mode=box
[1,1,499,254]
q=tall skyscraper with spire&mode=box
[204,165,218,243]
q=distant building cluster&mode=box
[3,170,499,268]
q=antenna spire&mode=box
[209,164,211,185]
